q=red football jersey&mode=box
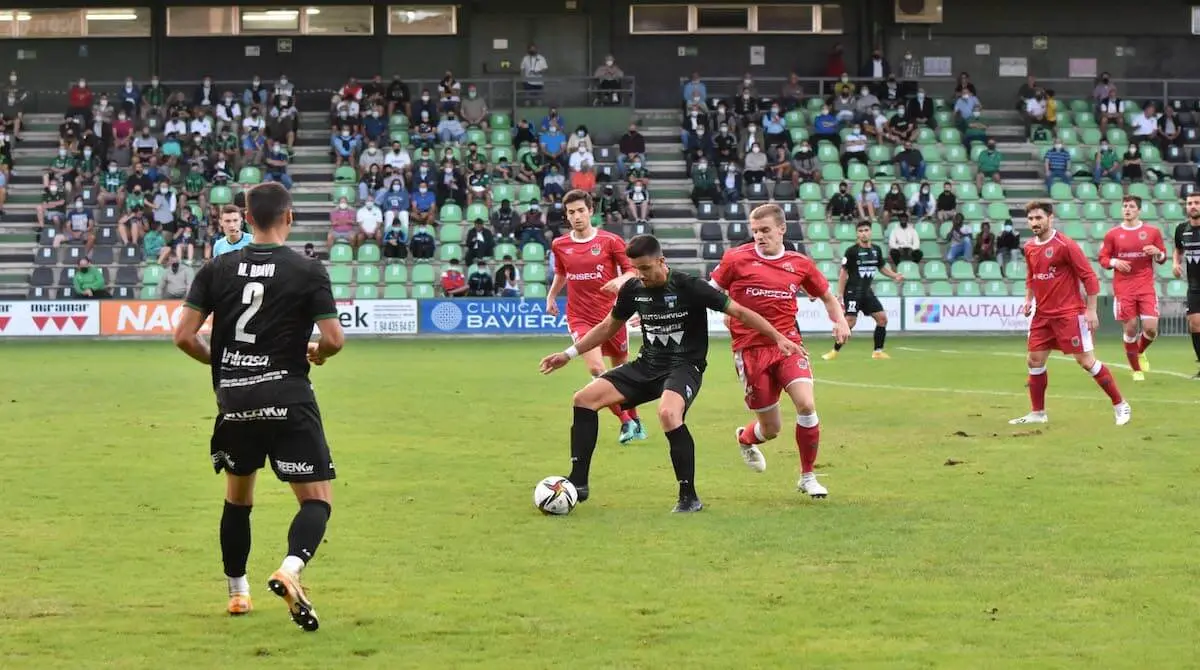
[710,244,829,350]
[1098,222,1165,296]
[1024,230,1100,317]
[551,229,632,325]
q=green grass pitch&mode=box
[1,336,1198,669]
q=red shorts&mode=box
[570,320,629,359]
[1027,313,1094,354]
[1113,292,1159,322]
[733,345,813,412]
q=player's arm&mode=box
[878,264,903,281]
[1174,224,1186,278]
[540,313,624,374]
[307,261,344,364]
[1022,251,1034,316]
[545,245,566,314]
[601,240,638,294]
[1146,229,1167,264]
[1069,240,1101,329]
[174,262,215,365]
[724,299,804,356]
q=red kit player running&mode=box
[1010,201,1131,426]
[709,204,851,498]
[1098,195,1167,381]
[547,189,645,444]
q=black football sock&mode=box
[286,499,331,566]
[833,341,844,351]
[568,407,600,487]
[1192,332,1200,362]
[873,325,887,351]
[220,501,252,578]
[665,424,697,498]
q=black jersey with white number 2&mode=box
[184,243,338,413]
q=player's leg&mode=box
[1114,296,1144,378]
[782,369,827,498]
[568,374,635,501]
[1065,317,1130,425]
[264,403,336,632]
[658,368,704,513]
[866,294,890,359]
[824,307,857,359]
[222,472,256,615]
[580,345,631,424]
[1136,305,1159,374]
[1010,320,1053,424]
[604,329,646,444]
[733,347,782,473]
[1189,307,1200,374]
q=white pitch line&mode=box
[897,346,1198,380]
[818,378,1200,406]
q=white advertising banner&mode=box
[904,297,1030,332]
[337,300,418,335]
[0,300,100,336]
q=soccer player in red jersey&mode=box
[1010,201,1131,426]
[709,204,851,498]
[1098,195,1167,381]
[547,189,645,443]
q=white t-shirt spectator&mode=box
[568,147,595,172]
[843,131,868,154]
[357,204,383,235]
[521,53,548,87]
[385,148,410,171]
[1024,98,1046,119]
[190,116,212,138]
[1099,99,1123,116]
[216,100,242,124]
[889,224,920,250]
[242,114,265,133]
[163,118,187,136]
[1130,113,1157,136]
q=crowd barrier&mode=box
[0,296,1046,338]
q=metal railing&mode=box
[19,76,636,117]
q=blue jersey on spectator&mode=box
[1045,148,1070,173]
[376,188,410,211]
[412,189,437,212]
[813,114,838,134]
[213,233,254,256]
[539,130,566,154]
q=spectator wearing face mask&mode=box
[683,124,713,176]
[330,126,360,170]
[1122,143,1143,182]
[517,142,543,184]
[375,178,410,232]
[887,215,922,266]
[382,214,408,259]
[761,104,790,151]
[719,162,744,204]
[973,220,997,262]
[1092,141,1121,185]
[841,124,869,173]
[627,180,650,224]
[593,54,625,106]
[742,143,767,184]
[713,122,738,165]
[539,122,568,173]
[812,105,839,148]
[570,162,596,194]
[997,220,1021,267]
[934,182,958,222]
[410,182,437,228]
[436,161,466,208]
[462,218,495,267]
[568,140,595,172]
[825,181,856,223]
[888,141,926,182]
[518,200,547,249]
[169,205,197,263]
[681,72,707,109]
[953,89,982,132]
[460,85,489,128]
[520,44,549,101]
[734,87,759,129]
[328,196,359,249]
[617,122,645,177]
[358,141,384,179]
[354,198,382,246]
[710,102,736,137]
[854,86,880,123]
[1157,105,1183,156]
[1098,89,1124,136]
[1043,140,1071,192]
[72,257,108,299]
[157,250,195,299]
[767,145,792,185]
[906,88,936,129]
[542,164,566,199]
[884,107,915,144]
[680,103,710,147]
[45,145,77,192]
[408,222,435,258]
[791,142,820,187]
[467,160,492,208]
[467,260,494,296]
[690,159,719,207]
[910,181,935,219]
[860,49,891,80]
[150,180,177,238]
[56,196,95,253]
[881,184,907,225]
[832,86,857,125]
[263,141,293,189]
[491,199,517,239]
[858,180,881,220]
[944,215,973,263]
[67,78,93,124]
[436,111,466,144]
[494,255,521,296]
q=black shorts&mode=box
[210,402,336,483]
[601,359,704,414]
[1188,292,1200,315]
[843,290,884,316]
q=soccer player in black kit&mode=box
[539,235,804,513]
[822,220,904,360]
[172,182,344,631]
[1175,193,1200,376]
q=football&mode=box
[533,476,578,515]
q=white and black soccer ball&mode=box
[533,476,578,516]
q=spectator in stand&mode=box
[858,179,881,220]
[825,181,856,222]
[382,215,408,259]
[742,144,766,184]
[681,72,707,109]
[1157,105,1183,155]
[273,74,294,106]
[595,185,623,227]
[791,142,819,187]
[593,54,625,106]
[841,124,869,173]
[410,182,437,228]
[885,107,916,144]
[1098,89,1124,136]
[1130,103,1158,146]
[467,160,492,207]
[93,94,116,127]
[112,203,144,247]
[356,198,383,246]
[713,122,738,166]
[330,127,360,170]
[888,215,922,266]
[1044,140,1071,191]
[934,182,958,222]
[944,215,973,262]
[767,145,792,185]
[518,201,547,249]
[359,140,384,176]
[778,73,803,112]
[137,75,165,119]
[384,140,411,176]
[720,162,744,204]
[910,182,934,219]
[67,77,93,123]
[1093,140,1121,185]
[963,110,988,148]
[1043,89,1058,136]
[627,180,650,224]
[568,141,595,173]
[680,102,709,146]
[880,74,903,110]
[495,255,520,297]
[824,44,847,78]
[539,121,568,172]
[360,104,387,147]
[157,250,195,299]
[860,48,891,80]
[440,259,468,297]
[812,105,839,148]
[409,222,435,259]
[880,183,907,225]
[973,220,997,262]
[832,87,856,125]
[891,141,926,181]
[542,165,566,199]
[242,75,268,107]
[376,179,410,233]
[570,162,596,193]
[242,126,265,165]
[689,158,719,206]
[328,196,358,249]
[1122,143,1143,182]
[436,110,466,144]
[436,159,466,207]
[263,141,292,189]
[997,220,1021,267]
[1092,73,1116,108]
[617,122,645,177]
[468,259,494,296]
[517,142,542,183]
[491,199,517,239]
[411,90,437,126]
[143,220,165,261]
[761,103,790,151]
[953,72,978,96]
[953,88,982,132]
[734,87,759,129]
[976,140,1003,191]
[460,84,489,129]
[193,76,217,109]
[216,90,242,131]
[855,86,880,123]
[45,145,77,192]
[1,92,23,144]
[906,88,936,129]
[150,180,177,243]
[520,45,548,103]
[269,94,299,149]
[56,196,95,253]
[567,125,593,155]
[464,218,495,266]
[72,257,108,298]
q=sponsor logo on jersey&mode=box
[744,287,795,299]
[221,350,271,367]
[590,244,602,256]
[275,460,315,475]
[225,406,290,421]
[1044,247,1055,258]
[664,294,677,309]
[567,271,604,281]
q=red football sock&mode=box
[1028,367,1048,413]
[1090,363,1124,404]
[795,414,820,474]
[738,421,764,445]
[1124,337,1141,371]
[1138,333,1155,353]
[608,405,629,422]
[627,407,640,422]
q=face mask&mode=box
[1054,143,1063,150]
[341,131,350,138]
[634,185,643,193]
[75,202,84,210]
[338,202,348,209]
[151,78,159,86]
[279,78,288,86]
[108,165,117,172]
[367,147,377,153]
[78,80,86,87]
[751,145,760,153]
[1100,144,1109,151]
[58,149,66,157]
[1129,146,1137,153]
[421,95,430,102]
[605,59,614,66]
[748,125,756,133]
[899,220,908,228]
[840,75,849,83]
[921,187,929,193]
[987,145,996,151]
[216,162,225,169]
[697,163,708,170]
[632,162,641,169]
[468,90,477,98]
[391,184,401,192]
[160,186,168,193]
[865,184,874,191]
[799,146,811,153]
[771,107,780,114]
[418,187,427,194]
[9,75,16,83]
[49,186,57,193]
[83,150,92,158]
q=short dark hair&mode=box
[1186,191,1200,201]
[245,182,292,231]
[220,204,241,217]
[563,189,594,212]
[625,234,662,259]
[856,220,872,230]
[1024,200,1053,216]
[1122,194,1142,207]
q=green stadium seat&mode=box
[383,284,408,299]
[915,221,937,240]
[355,264,380,284]
[521,243,544,262]
[493,242,518,260]
[897,261,920,278]
[950,261,976,279]
[846,162,870,181]
[411,284,436,299]
[1011,280,1026,295]
[817,143,839,163]
[489,128,511,145]
[928,280,954,296]
[465,128,487,146]
[977,261,1003,279]
[925,164,947,182]
[489,112,511,130]
[922,145,944,162]
[384,264,408,283]
[1064,223,1089,241]
[438,223,463,243]
[438,243,463,262]
[1077,128,1101,146]
[874,281,899,297]
[491,183,516,204]
[982,280,1009,296]
[956,280,981,296]
[388,114,409,132]
[788,128,810,145]
[1081,202,1106,221]
[465,203,489,224]
[1056,127,1078,145]
[328,244,353,263]
[934,110,952,126]
[523,282,548,298]
[938,127,961,145]
[237,167,262,185]
[524,262,548,283]
[868,145,891,163]
[1074,183,1098,201]
[209,185,233,206]
[806,221,830,240]
[1085,222,1107,240]
[1161,202,1184,221]
[833,223,857,241]
[411,263,435,284]
[916,127,936,144]
[986,202,1010,220]
[960,202,985,221]
[820,164,844,181]
[944,145,968,163]
[799,183,823,201]
[440,146,462,163]
[1127,182,1151,201]
[356,244,381,262]
[805,97,825,112]
[784,109,806,127]
[331,184,356,204]
[1167,280,1189,298]
[1141,203,1159,221]
[490,147,514,164]
[816,260,839,281]
[919,240,941,260]
[902,282,927,297]
[1005,260,1026,277]
[1074,111,1096,128]
[332,284,353,300]
[923,260,948,280]
[1138,144,1160,163]
[141,264,163,286]
[874,164,897,179]
[333,165,357,183]
[1100,182,1123,201]
[355,284,379,300]
[439,204,464,223]
[802,202,825,221]
[1156,261,1175,279]
[1056,202,1080,220]
[1068,99,1090,114]
[328,265,352,284]
[808,241,834,260]
[516,184,541,205]
[1050,182,1073,201]
[139,286,159,299]
[1105,128,1127,146]
[955,183,980,200]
